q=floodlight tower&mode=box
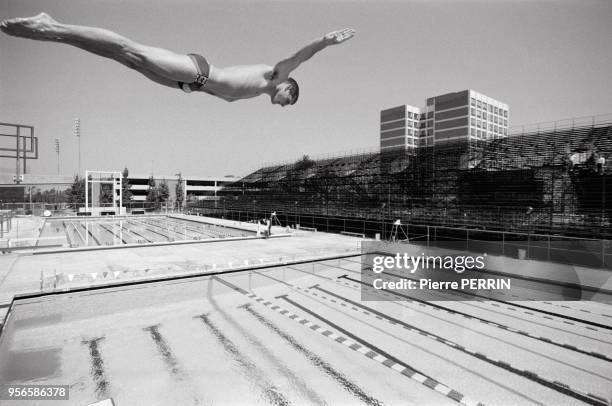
[55,138,60,175]
[74,118,81,175]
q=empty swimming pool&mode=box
[2,257,610,406]
[37,215,255,249]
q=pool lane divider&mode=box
[355,253,612,320]
[97,223,128,245]
[352,261,612,324]
[114,221,154,244]
[257,265,612,363]
[252,269,612,404]
[332,254,604,328]
[306,282,610,406]
[329,259,612,323]
[335,273,612,363]
[141,217,223,239]
[210,275,485,406]
[127,218,175,241]
[376,268,612,332]
[240,303,384,406]
[62,221,73,246]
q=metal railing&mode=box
[0,210,14,237]
[507,113,612,136]
[0,201,169,215]
[191,208,611,270]
[256,113,612,170]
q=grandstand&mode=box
[190,115,612,239]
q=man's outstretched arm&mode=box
[272,28,355,80]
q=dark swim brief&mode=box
[178,53,210,93]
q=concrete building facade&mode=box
[127,175,238,202]
[380,89,509,151]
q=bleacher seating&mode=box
[194,122,612,238]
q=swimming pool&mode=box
[1,256,610,406]
[36,215,255,249]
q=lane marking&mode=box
[310,283,610,406]
[240,303,383,406]
[341,274,612,362]
[212,276,484,406]
[195,312,291,406]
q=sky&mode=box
[1,0,611,180]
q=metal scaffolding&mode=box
[190,115,612,239]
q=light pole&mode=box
[73,118,81,176]
[55,138,60,175]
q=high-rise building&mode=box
[380,89,509,151]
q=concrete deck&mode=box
[0,215,362,307]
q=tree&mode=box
[175,172,184,210]
[294,154,315,171]
[158,179,170,203]
[146,175,158,205]
[121,167,132,205]
[100,183,114,204]
[67,175,85,205]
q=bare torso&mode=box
[203,63,277,101]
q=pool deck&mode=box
[0,215,611,405]
[1,214,611,321]
[0,215,361,314]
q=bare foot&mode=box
[0,12,59,39]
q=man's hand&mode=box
[324,28,356,46]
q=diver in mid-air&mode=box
[1,13,355,107]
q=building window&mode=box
[471,128,476,136]
[504,119,507,126]
[471,98,476,106]
[504,110,508,118]
[477,111,481,118]
[471,117,475,126]
[471,109,475,116]
[482,112,487,120]
[408,112,413,119]
[494,107,499,114]
[494,116,498,124]
[489,105,493,113]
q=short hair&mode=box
[286,77,299,105]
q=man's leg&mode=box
[1,13,198,84]
[140,68,182,89]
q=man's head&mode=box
[272,78,299,107]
